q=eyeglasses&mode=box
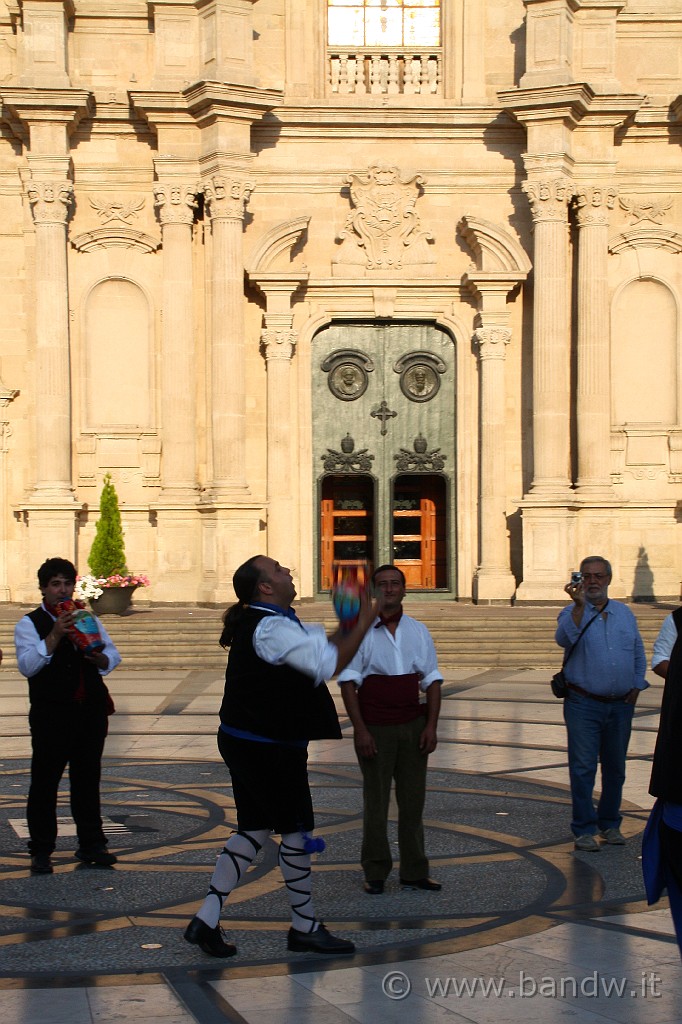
[582,572,608,581]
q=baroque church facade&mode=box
[0,0,681,604]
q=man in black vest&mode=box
[14,558,121,875]
[184,554,380,959]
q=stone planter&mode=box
[90,584,138,616]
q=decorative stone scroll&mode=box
[394,435,446,473]
[335,164,434,272]
[321,435,375,473]
[89,196,146,224]
[619,195,673,225]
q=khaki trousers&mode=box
[359,716,429,882]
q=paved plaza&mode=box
[0,647,680,1022]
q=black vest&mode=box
[649,606,682,803]
[219,608,341,741]
[26,607,108,712]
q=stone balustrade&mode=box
[328,50,441,96]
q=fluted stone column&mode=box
[153,181,199,497]
[262,313,298,561]
[574,184,618,497]
[522,177,574,497]
[203,174,253,497]
[473,325,517,602]
[27,178,75,500]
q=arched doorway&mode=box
[314,321,455,592]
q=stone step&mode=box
[0,600,671,671]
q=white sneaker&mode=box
[574,834,600,852]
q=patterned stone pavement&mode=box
[0,662,680,1023]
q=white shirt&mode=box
[14,604,122,678]
[652,612,678,670]
[251,608,338,686]
[336,613,442,690]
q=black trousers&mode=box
[27,703,109,855]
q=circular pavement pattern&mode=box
[0,758,649,979]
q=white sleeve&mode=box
[253,616,338,685]
[652,613,678,669]
[14,615,49,678]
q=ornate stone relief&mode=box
[574,185,618,226]
[608,228,682,254]
[394,350,446,401]
[71,193,159,252]
[321,434,375,473]
[334,164,434,274]
[203,176,254,221]
[619,195,673,225]
[153,185,197,226]
[321,349,374,401]
[394,435,446,473]
[27,180,73,224]
[90,196,146,224]
[522,178,574,222]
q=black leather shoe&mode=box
[287,922,355,955]
[184,916,237,958]
[30,854,53,875]
[75,846,117,867]
[363,879,384,895]
[400,877,442,891]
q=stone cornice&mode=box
[499,84,643,128]
[182,81,283,128]
[1,88,94,147]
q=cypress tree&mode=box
[88,473,128,578]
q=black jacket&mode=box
[649,606,682,803]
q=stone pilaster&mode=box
[573,183,617,497]
[27,177,76,501]
[153,181,199,499]
[472,325,517,602]
[262,314,298,563]
[203,173,253,498]
[522,176,575,498]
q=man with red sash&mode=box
[338,565,443,894]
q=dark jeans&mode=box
[27,703,109,856]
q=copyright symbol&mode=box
[382,971,411,1000]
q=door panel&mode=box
[313,322,455,591]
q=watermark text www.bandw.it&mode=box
[381,970,662,1001]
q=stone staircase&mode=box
[0,600,671,672]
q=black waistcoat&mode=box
[26,607,107,712]
[649,606,682,802]
[219,608,341,741]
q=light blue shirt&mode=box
[555,599,647,698]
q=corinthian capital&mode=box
[574,185,618,227]
[203,175,254,221]
[522,178,574,223]
[262,322,297,361]
[153,183,197,226]
[27,179,73,225]
[473,326,512,358]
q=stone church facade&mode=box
[0,0,681,604]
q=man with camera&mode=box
[556,556,647,852]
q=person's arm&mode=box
[88,617,121,675]
[652,614,677,679]
[419,679,442,753]
[15,608,73,678]
[340,679,377,759]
